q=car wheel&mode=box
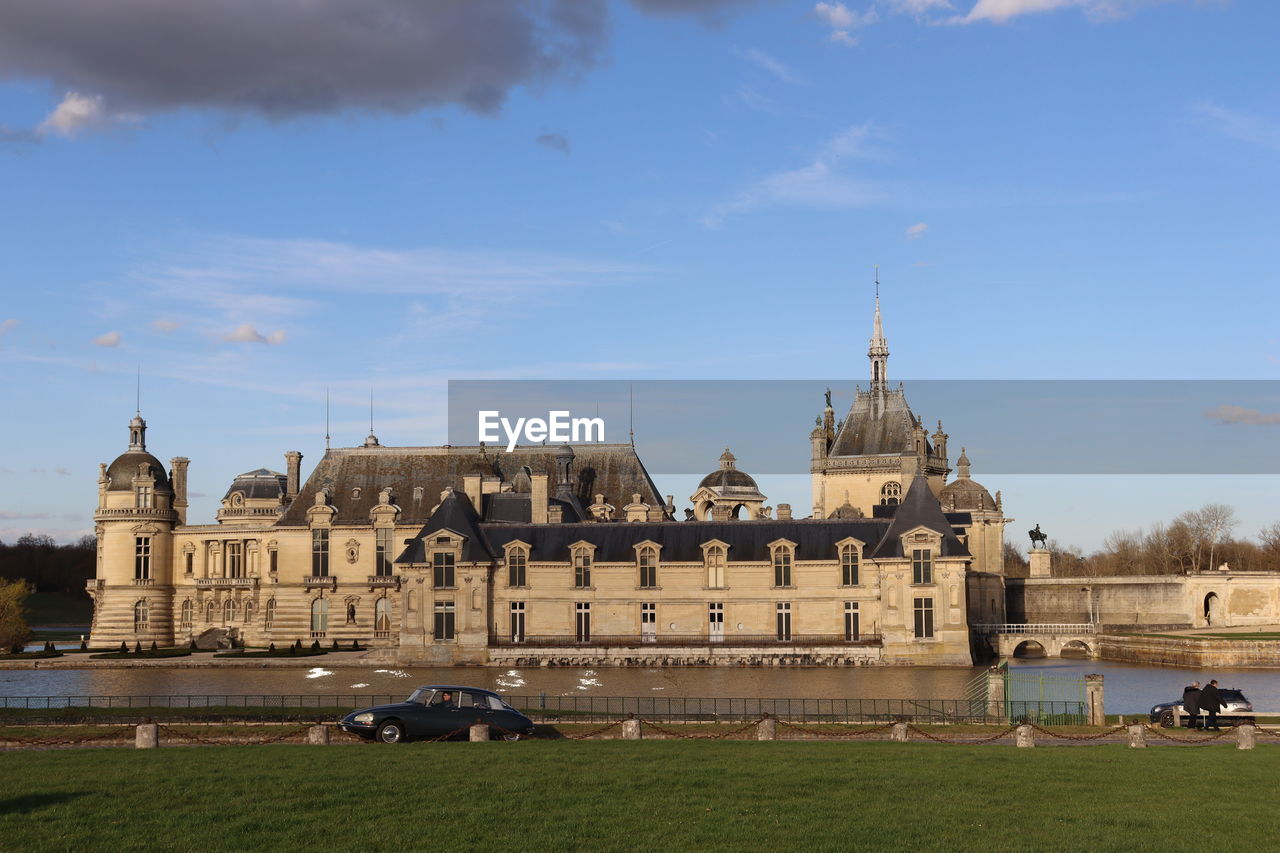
[377,721,405,744]
[500,730,521,742]
[1158,710,1174,728]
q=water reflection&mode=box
[1,660,1279,714]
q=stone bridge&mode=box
[974,623,1097,659]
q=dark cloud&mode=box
[536,132,571,153]
[0,0,756,119]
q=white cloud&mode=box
[703,124,885,227]
[1205,405,1280,426]
[957,0,1162,24]
[38,91,105,136]
[92,331,121,347]
[224,324,286,345]
[885,0,953,13]
[1193,101,1280,152]
[150,318,183,333]
[737,47,803,84]
[813,2,878,45]
[905,222,929,239]
[0,319,17,335]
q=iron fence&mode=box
[0,693,1086,724]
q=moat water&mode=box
[4,659,1280,715]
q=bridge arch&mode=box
[1060,639,1091,659]
[1012,639,1046,658]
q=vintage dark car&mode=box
[1149,688,1253,727]
[339,685,535,743]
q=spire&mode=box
[128,367,147,451]
[364,389,380,447]
[868,266,889,392]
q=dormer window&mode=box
[704,543,726,589]
[135,484,153,509]
[352,487,362,501]
[840,543,860,586]
[771,545,793,588]
[912,548,933,585]
[572,545,593,589]
[506,543,529,587]
[637,545,658,589]
[435,536,451,545]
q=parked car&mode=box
[1149,688,1253,727]
[339,685,535,743]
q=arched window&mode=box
[133,599,149,631]
[506,544,528,587]
[265,598,276,628]
[840,544,860,586]
[705,545,726,589]
[205,600,215,623]
[772,545,793,588]
[637,545,657,589]
[243,601,255,624]
[375,598,391,633]
[311,598,329,633]
[180,599,193,630]
[572,547,592,589]
[223,598,236,624]
[880,481,902,506]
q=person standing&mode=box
[1181,681,1201,729]
[1199,679,1223,730]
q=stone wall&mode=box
[1098,633,1280,668]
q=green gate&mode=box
[1001,662,1087,724]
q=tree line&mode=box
[0,534,96,595]
[1004,504,1280,577]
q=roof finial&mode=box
[874,264,880,304]
[629,383,635,447]
[325,388,331,451]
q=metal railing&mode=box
[489,633,883,649]
[0,693,1084,724]
[973,623,1095,634]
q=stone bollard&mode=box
[622,717,642,740]
[756,714,776,741]
[890,722,909,742]
[135,723,159,749]
[1236,724,1256,750]
[1085,674,1105,727]
[1016,724,1034,748]
[469,723,490,742]
[1127,724,1146,748]
[307,725,330,745]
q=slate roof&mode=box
[869,474,969,559]
[223,469,287,501]
[275,443,665,527]
[828,387,932,458]
[395,490,493,563]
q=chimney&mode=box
[531,473,549,524]
[462,473,482,511]
[170,457,190,524]
[284,451,303,500]
[776,503,792,521]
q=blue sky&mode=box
[0,0,1277,550]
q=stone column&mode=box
[1015,724,1034,748]
[756,715,776,741]
[1127,724,1146,748]
[890,722,909,742]
[1085,674,1105,726]
[622,718,642,740]
[469,724,490,742]
[135,723,159,749]
[1236,725,1256,750]
[307,725,330,745]
[986,667,1005,722]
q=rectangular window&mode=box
[776,602,792,641]
[573,550,592,589]
[375,528,394,577]
[575,602,591,642]
[844,601,860,641]
[226,541,243,578]
[913,597,935,639]
[184,551,193,575]
[841,545,860,586]
[269,550,278,574]
[433,601,456,641]
[508,549,527,587]
[135,484,153,509]
[134,536,151,580]
[432,552,456,588]
[311,529,329,576]
[912,549,933,585]
[509,602,525,643]
[773,549,792,587]
[706,547,726,589]
[641,603,656,642]
[708,603,724,642]
[638,548,657,589]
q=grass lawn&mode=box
[1,742,1277,852]
[23,591,92,627]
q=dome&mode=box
[697,447,759,491]
[940,478,996,511]
[827,495,864,520]
[105,452,172,492]
[223,468,287,501]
